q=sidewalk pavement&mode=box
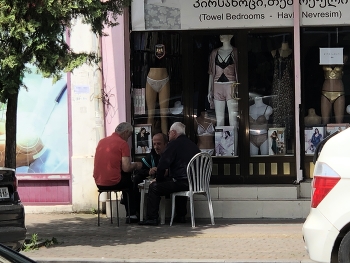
[21,213,315,263]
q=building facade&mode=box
[17,2,350,215]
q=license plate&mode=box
[0,187,9,199]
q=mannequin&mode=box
[249,97,273,155]
[321,55,348,124]
[207,34,239,155]
[304,108,321,126]
[271,42,293,58]
[271,41,294,142]
[194,111,216,155]
[207,34,239,127]
[146,45,170,134]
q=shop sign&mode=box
[181,0,294,29]
[131,0,350,31]
[301,0,349,26]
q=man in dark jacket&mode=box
[139,122,200,226]
[133,133,168,219]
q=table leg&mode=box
[140,188,145,222]
[160,196,165,225]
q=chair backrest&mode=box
[186,152,213,194]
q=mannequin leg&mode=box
[158,82,170,134]
[214,100,226,126]
[250,142,259,155]
[333,95,345,123]
[259,138,269,155]
[321,95,332,124]
[226,99,239,126]
[227,99,238,156]
[146,84,157,127]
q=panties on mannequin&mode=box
[249,97,273,155]
[195,111,216,154]
[321,56,347,124]
[146,67,170,134]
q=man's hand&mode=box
[132,162,142,170]
[149,167,157,176]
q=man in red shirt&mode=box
[93,122,142,223]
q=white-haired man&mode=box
[139,122,200,226]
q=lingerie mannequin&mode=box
[249,97,273,155]
[304,108,321,126]
[271,41,294,143]
[207,35,239,155]
[146,45,170,134]
[207,34,239,127]
[194,111,216,156]
[271,42,293,59]
[321,55,348,124]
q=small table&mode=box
[138,179,165,225]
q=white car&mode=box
[303,128,350,263]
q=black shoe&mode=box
[125,216,139,224]
[138,218,159,226]
[174,215,186,223]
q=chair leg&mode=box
[109,191,113,224]
[169,194,176,226]
[206,193,215,225]
[115,192,119,227]
[189,195,195,228]
[126,192,130,224]
[98,192,101,226]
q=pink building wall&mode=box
[101,9,131,136]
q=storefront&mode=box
[130,0,350,185]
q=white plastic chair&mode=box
[170,152,215,228]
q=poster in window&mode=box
[214,126,235,157]
[134,124,152,154]
[326,123,349,138]
[268,128,285,155]
[305,126,325,155]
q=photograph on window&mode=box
[134,124,152,154]
[214,126,235,157]
[268,128,285,156]
[305,126,324,155]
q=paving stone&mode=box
[21,213,314,263]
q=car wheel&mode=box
[338,231,350,262]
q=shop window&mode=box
[131,31,183,155]
[301,27,350,159]
[247,33,295,157]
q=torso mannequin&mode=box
[145,45,170,134]
[321,55,348,124]
[271,42,292,58]
[194,111,216,155]
[249,97,273,155]
[304,108,321,126]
